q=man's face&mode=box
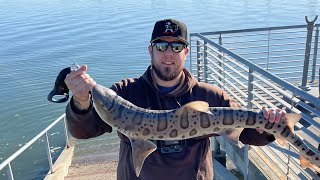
[148,37,189,81]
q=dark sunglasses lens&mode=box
[155,42,168,52]
[154,41,185,53]
[171,43,184,53]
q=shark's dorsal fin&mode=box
[129,137,157,177]
[286,113,301,132]
[177,101,209,114]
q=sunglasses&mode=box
[152,41,186,53]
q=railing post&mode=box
[63,116,70,148]
[211,137,226,167]
[204,40,208,83]
[210,37,227,167]
[311,26,319,82]
[44,132,54,174]
[189,34,193,74]
[218,34,223,87]
[243,145,249,180]
[267,30,271,70]
[285,145,293,177]
[247,68,254,109]
[223,53,226,88]
[6,163,14,180]
[243,68,254,180]
[197,40,202,81]
[300,15,318,90]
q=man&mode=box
[65,19,286,180]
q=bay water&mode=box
[0,0,319,179]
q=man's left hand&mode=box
[256,107,287,134]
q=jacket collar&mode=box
[142,65,197,97]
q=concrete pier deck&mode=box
[46,135,241,180]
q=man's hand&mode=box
[256,107,287,134]
[64,64,96,110]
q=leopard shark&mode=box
[91,84,320,177]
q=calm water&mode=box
[0,0,319,179]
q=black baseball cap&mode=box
[150,19,189,46]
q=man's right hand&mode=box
[65,64,96,110]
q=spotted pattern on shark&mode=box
[92,84,320,177]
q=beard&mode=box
[150,49,184,81]
[152,64,180,81]
[151,60,183,81]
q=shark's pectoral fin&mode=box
[129,137,157,177]
[177,101,209,113]
[300,155,320,172]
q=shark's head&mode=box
[92,84,117,124]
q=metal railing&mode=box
[0,114,69,180]
[190,22,320,179]
[190,19,319,90]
